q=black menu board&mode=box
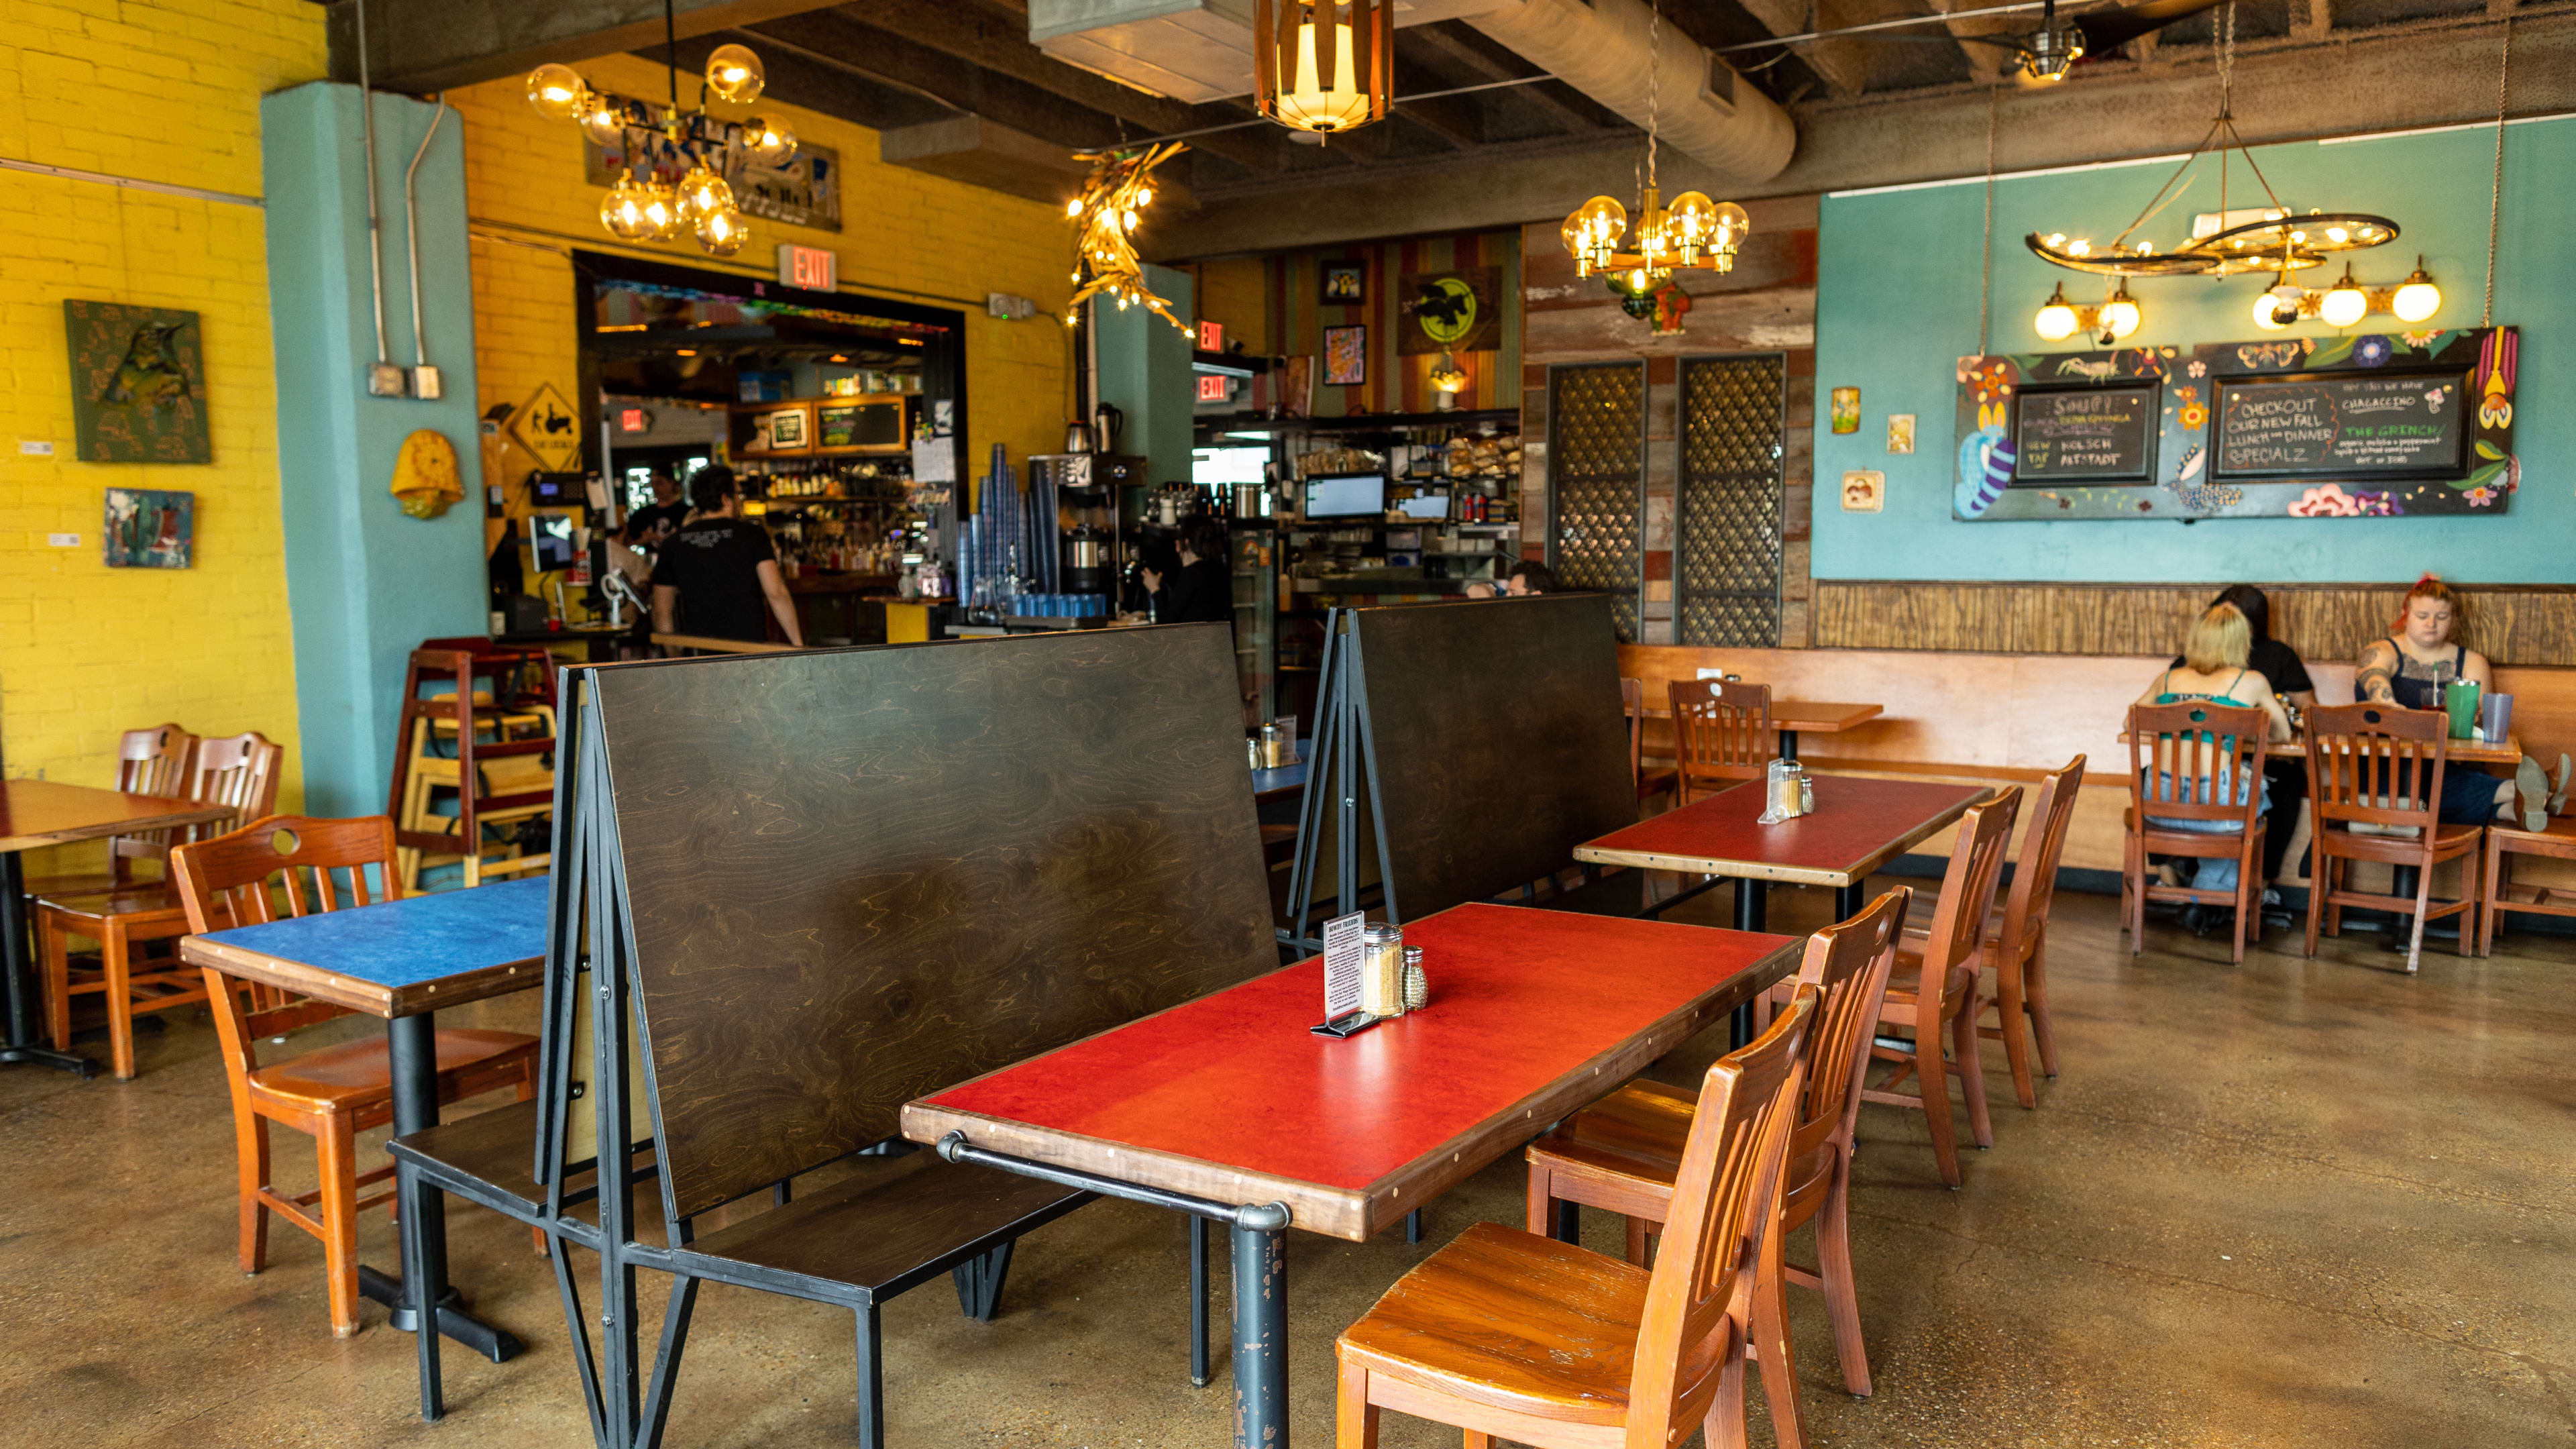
[2213,370,2469,480]
[2011,382,2159,483]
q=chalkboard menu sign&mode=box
[2011,382,2159,484]
[2212,370,2469,481]
[815,398,905,451]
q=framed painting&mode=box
[1322,325,1368,387]
[105,488,194,568]
[1397,268,1500,355]
[66,301,210,464]
[1321,262,1365,306]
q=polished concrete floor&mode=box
[4,886,2571,1448]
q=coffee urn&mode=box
[1062,523,1112,594]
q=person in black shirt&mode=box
[1143,522,1233,624]
[2171,584,2312,889]
[627,470,690,543]
[649,466,803,645]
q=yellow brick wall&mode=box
[1187,257,1270,356]
[451,52,1077,502]
[1,1,325,829]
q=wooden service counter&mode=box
[1621,645,2576,896]
[782,570,896,645]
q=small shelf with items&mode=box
[732,393,915,458]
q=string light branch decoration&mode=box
[525,24,794,259]
[1065,142,1194,335]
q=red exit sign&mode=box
[1196,374,1230,402]
[777,243,837,290]
[1197,320,1225,352]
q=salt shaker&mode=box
[1401,947,1428,1012]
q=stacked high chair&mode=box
[386,645,559,890]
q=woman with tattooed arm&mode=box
[2353,576,2557,828]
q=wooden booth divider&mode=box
[388,623,1281,1448]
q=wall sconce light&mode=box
[2033,282,2141,344]
[1429,352,1468,410]
[2250,255,2443,330]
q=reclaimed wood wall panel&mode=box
[592,625,1279,1220]
[1812,582,2576,666]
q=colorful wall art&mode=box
[66,301,211,464]
[1953,327,2517,521]
[104,488,194,568]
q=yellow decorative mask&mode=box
[391,429,465,519]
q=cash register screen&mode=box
[1303,472,1385,519]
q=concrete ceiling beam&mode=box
[1140,10,2573,258]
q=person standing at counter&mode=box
[1142,523,1232,625]
[650,466,804,646]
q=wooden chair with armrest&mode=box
[1868,789,2019,1189]
[22,723,196,900]
[1622,677,1679,806]
[1669,679,1772,804]
[2124,704,2271,964]
[1338,988,1815,1449]
[1523,889,1909,1448]
[38,731,282,1078]
[2304,702,2481,975]
[170,815,539,1336]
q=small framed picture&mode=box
[1886,413,1916,454]
[1321,262,1365,305]
[1323,325,1368,386]
[1840,470,1885,513]
[1829,387,1861,435]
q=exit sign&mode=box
[1196,374,1230,402]
[777,243,837,290]
[619,407,649,433]
[1197,320,1225,352]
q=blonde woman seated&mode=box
[2133,602,2293,896]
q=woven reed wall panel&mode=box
[1813,582,2576,665]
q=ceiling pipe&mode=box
[1462,0,1796,184]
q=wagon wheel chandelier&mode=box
[1558,0,1752,289]
[523,0,796,258]
[2022,3,2411,339]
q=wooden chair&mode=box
[2303,703,2481,975]
[2123,703,2270,965]
[1670,679,1772,803]
[170,815,539,1336]
[37,731,283,1079]
[22,723,196,900]
[1338,988,1815,1449]
[1523,889,1910,1448]
[2478,808,2576,955]
[1621,677,1678,806]
[388,649,558,890]
[1868,788,2019,1189]
[1964,754,2085,1110]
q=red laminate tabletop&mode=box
[902,902,1800,1241]
[1574,775,1989,886]
[0,780,235,854]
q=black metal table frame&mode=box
[0,851,95,1076]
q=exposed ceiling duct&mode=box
[1462,0,1793,184]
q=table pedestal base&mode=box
[1,852,96,1077]
[358,1265,525,1362]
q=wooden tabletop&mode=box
[2118,731,2524,767]
[180,876,549,1018]
[902,902,1801,1242]
[1640,700,1884,733]
[1574,775,1990,886]
[0,780,235,854]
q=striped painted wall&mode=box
[1255,229,1525,417]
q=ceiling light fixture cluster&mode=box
[2249,256,2443,330]
[1558,0,1752,290]
[1065,142,1195,334]
[525,14,795,260]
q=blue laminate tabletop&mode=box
[182,876,550,1018]
[1251,759,1309,798]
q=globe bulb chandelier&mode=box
[1558,1,1752,288]
[523,3,794,259]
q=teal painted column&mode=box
[262,83,486,817]
[1095,263,1197,483]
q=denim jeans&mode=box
[2144,770,2272,894]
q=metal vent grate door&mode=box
[1676,355,1784,647]
[1546,363,1646,642]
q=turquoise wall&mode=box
[264,84,487,817]
[1095,262,1197,484]
[1814,119,2576,583]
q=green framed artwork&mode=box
[1953,327,2518,521]
[105,488,194,569]
[66,301,211,464]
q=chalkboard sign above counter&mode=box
[1952,327,2519,522]
[2012,382,2159,484]
[2212,370,2468,481]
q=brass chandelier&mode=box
[525,8,795,260]
[1558,0,1751,289]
